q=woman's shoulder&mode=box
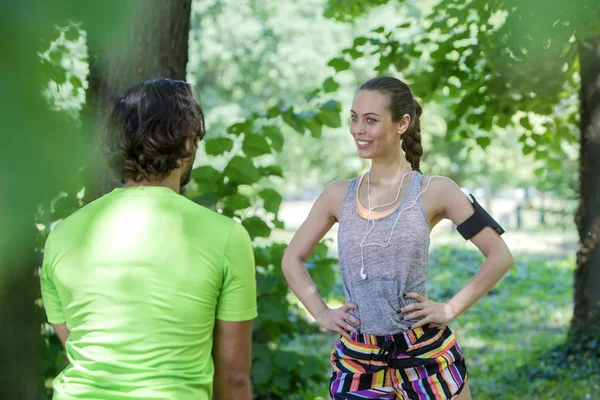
[320,179,354,221]
[322,179,353,200]
[420,174,463,197]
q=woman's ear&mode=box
[397,114,411,136]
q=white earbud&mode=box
[360,267,367,280]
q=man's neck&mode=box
[122,175,181,194]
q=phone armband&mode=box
[456,194,505,240]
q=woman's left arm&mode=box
[401,178,515,328]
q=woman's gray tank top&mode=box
[337,172,430,335]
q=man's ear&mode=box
[185,137,198,152]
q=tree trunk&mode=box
[0,236,41,400]
[84,0,192,200]
[572,36,600,335]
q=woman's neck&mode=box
[369,156,413,187]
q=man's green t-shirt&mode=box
[40,186,257,399]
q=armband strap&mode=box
[456,194,505,240]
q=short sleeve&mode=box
[40,245,66,324]
[216,222,257,321]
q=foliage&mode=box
[321,0,590,188]
[428,246,595,399]
[188,0,364,192]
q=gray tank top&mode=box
[338,172,430,335]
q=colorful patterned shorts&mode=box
[329,324,468,399]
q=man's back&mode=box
[41,186,257,399]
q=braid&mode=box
[401,101,423,172]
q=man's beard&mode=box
[179,151,196,188]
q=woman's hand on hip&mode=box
[399,292,456,329]
[316,302,361,339]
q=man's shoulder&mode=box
[174,194,238,227]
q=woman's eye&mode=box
[350,115,358,121]
[367,118,377,123]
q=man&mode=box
[40,78,256,399]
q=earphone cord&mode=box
[359,174,439,280]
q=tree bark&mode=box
[84,0,192,200]
[573,36,600,334]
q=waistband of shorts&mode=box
[347,324,444,347]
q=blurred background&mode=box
[1,0,599,398]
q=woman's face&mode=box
[350,90,408,160]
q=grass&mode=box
[291,244,598,399]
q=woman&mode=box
[282,76,514,399]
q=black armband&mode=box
[456,194,505,240]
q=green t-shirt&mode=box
[40,186,257,399]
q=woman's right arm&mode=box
[281,180,360,339]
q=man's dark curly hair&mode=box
[104,78,206,183]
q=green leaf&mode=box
[242,216,272,239]
[534,167,545,178]
[266,106,281,118]
[321,100,341,112]
[192,193,218,209]
[353,37,367,46]
[397,22,411,28]
[204,137,233,156]
[64,27,79,41]
[300,356,321,380]
[69,76,82,89]
[260,189,283,215]
[223,193,251,210]
[242,133,271,157]
[304,88,321,102]
[327,57,350,72]
[51,194,80,220]
[251,358,272,385]
[523,145,534,155]
[297,111,318,120]
[216,182,238,198]
[518,133,529,143]
[375,53,394,73]
[262,125,284,151]
[323,77,340,93]
[348,48,364,59]
[317,108,341,128]
[304,118,323,138]
[259,165,283,178]
[455,99,470,119]
[224,156,261,185]
[466,113,480,125]
[227,120,253,136]
[548,158,562,170]
[534,150,549,160]
[372,26,385,33]
[49,50,62,63]
[192,165,221,183]
[274,351,300,370]
[520,116,533,130]
[282,109,305,134]
[446,118,460,132]
[273,218,285,229]
[273,373,290,391]
[497,115,511,128]
[476,137,491,149]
